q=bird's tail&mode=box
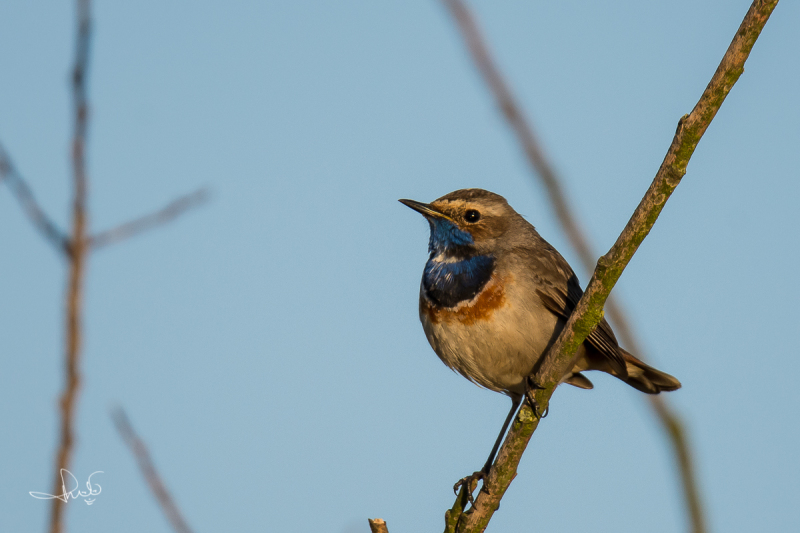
[619,349,681,394]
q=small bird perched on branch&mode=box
[400,188,680,497]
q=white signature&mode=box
[30,469,104,505]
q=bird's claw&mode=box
[525,376,549,419]
[453,470,487,506]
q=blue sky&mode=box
[1,1,798,532]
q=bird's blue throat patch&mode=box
[428,219,474,253]
[423,219,495,307]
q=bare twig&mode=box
[89,188,209,250]
[2,4,207,532]
[445,1,779,531]
[0,143,70,255]
[368,518,390,533]
[112,408,194,533]
[651,395,706,532]
[440,0,591,262]
[441,0,707,531]
[49,2,91,532]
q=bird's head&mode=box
[400,188,516,258]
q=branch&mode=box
[368,518,390,533]
[650,395,706,532]
[440,0,592,263]
[446,1,779,531]
[50,1,91,531]
[0,143,70,255]
[440,0,754,530]
[89,188,209,250]
[112,408,194,533]
[440,0,679,383]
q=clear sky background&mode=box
[1,1,798,532]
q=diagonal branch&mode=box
[112,408,195,533]
[440,0,592,261]
[445,1,779,531]
[0,143,70,255]
[440,1,713,531]
[440,0,674,366]
[89,188,209,250]
[650,394,706,532]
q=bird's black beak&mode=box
[399,199,455,222]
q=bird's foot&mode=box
[453,469,487,506]
[524,376,549,419]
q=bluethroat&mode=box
[400,188,680,498]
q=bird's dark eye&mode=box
[464,209,481,223]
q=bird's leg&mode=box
[453,395,522,506]
[524,376,549,419]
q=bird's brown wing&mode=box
[526,245,628,378]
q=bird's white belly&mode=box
[419,275,559,395]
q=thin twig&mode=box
[441,0,708,530]
[446,1,779,531]
[49,2,91,532]
[650,395,706,531]
[112,408,194,533]
[89,188,209,250]
[440,0,591,262]
[0,143,70,255]
[368,518,390,533]
[3,3,208,532]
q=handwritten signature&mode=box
[30,469,104,505]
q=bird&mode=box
[400,188,680,498]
